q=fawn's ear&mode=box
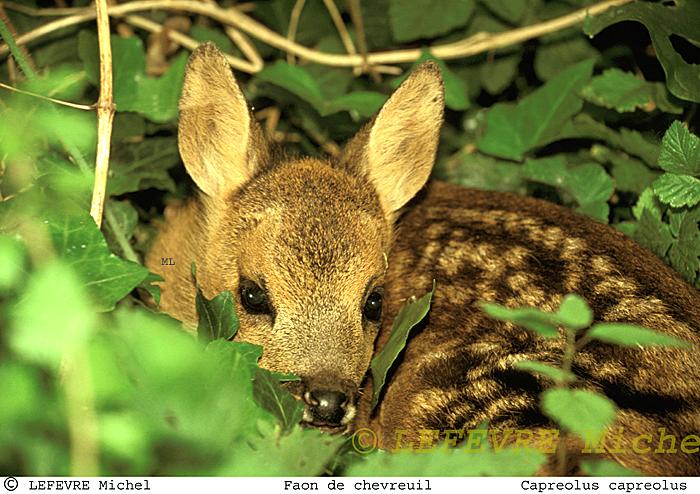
[345,61,444,216]
[178,43,265,198]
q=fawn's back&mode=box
[147,44,700,475]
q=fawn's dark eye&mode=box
[363,290,383,322]
[239,280,271,315]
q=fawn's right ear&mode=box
[178,43,264,198]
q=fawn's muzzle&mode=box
[304,389,348,425]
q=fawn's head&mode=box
[179,43,443,431]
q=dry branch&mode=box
[1,0,634,73]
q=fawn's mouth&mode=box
[300,401,357,434]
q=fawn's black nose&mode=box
[306,389,348,424]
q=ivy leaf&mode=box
[47,211,149,311]
[588,323,691,348]
[477,59,594,161]
[652,174,700,208]
[542,389,617,440]
[581,68,682,113]
[514,360,576,384]
[255,61,387,117]
[107,137,179,196]
[252,369,304,434]
[196,289,240,343]
[10,262,96,366]
[584,0,700,102]
[389,0,476,42]
[658,121,700,176]
[78,31,186,122]
[371,284,434,409]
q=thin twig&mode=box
[322,0,356,58]
[346,0,378,80]
[89,0,115,227]
[0,0,635,69]
[286,0,306,65]
[0,11,35,77]
[0,81,94,109]
[65,351,99,476]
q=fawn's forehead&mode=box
[234,158,390,277]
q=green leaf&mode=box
[10,262,96,366]
[389,0,475,42]
[535,36,599,81]
[588,323,691,348]
[581,68,679,113]
[480,303,558,338]
[592,146,659,195]
[78,31,186,122]
[479,0,533,24]
[256,61,387,117]
[347,446,545,476]
[668,208,700,285]
[480,53,520,95]
[435,151,525,194]
[371,284,434,409]
[653,174,700,208]
[196,289,240,342]
[566,114,660,167]
[514,360,576,384]
[395,51,470,111]
[556,294,593,331]
[658,121,700,176]
[634,208,674,259]
[580,459,642,477]
[542,388,617,440]
[477,59,594,160]
[252,369,304,434]
[0,235,25,290]
[47,211,149,311]
[107,137,179,196]
[584,0,700,102]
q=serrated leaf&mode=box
[556,294,593,331]
[477,59,594,160]
[588,323,691,348]
[480,303,558,338]
[47,211,149,311]
[634,208,674,259]
[581,68,674,113]
[253,369,303,434]
[196,289,240,343]
[653,174,700,208]
[371,284,434,409]
[632,187,664,221]
[668,208,700,285]
[107,137,179,196]
[515,360,576,384]
[584,1,700,102]
[389,0,475,42]
[542,388,617,440]
[580,459,642,476]
[658,121,700,176]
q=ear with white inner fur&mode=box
[178,43,263,198]
[358,61,444,216]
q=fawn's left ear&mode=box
[343,61,444,218]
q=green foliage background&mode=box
[0,0,699,477]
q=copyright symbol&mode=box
[3,477,18,492]
[351,427,377,454]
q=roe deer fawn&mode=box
[146,43,700,475]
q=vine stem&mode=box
[89,0,114,227]
[1,0,634,72]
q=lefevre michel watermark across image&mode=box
[350,427,700,456]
